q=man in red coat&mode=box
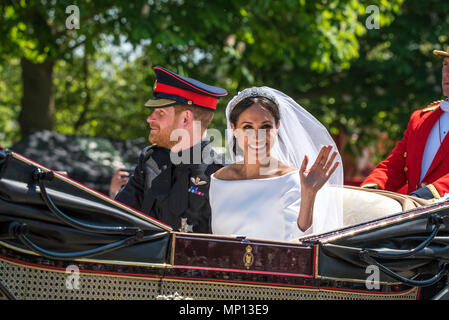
[361,47,449,200]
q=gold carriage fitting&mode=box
[0,147,449,300]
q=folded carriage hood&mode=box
[299,200,449,286]
[0,148,172,264]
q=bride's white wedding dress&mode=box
[210,170,313,242]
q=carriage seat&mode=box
[342,186,432,226]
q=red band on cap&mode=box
[154,67,227,97]
[155,83,218,110]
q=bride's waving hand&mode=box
[300,145,340,193]
[297,145,340,232]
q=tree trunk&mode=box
[74,49,90,132]
[18,58,55,137]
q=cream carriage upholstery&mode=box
[342,186,433,226]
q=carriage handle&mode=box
[359,250,448,287]
[33,168,143,236]
[8,221,166,260]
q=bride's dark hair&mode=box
[229,96,280,155]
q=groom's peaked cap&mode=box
[144,66,228,111]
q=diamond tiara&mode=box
[228,87,279,112]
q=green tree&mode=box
[309,0,449,163]
[0,0,402,141]
[0,0,161,137]
[0,58,22,147]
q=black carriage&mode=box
[0,147,448,300]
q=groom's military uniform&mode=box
[116,142,223,233]
[115,66,227,233]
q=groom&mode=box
[115,66,227,233]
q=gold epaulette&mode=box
[422,100,443,113]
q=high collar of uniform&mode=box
[169,139,218,166]
[440,100,449,112]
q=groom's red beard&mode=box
[149,124,179,149]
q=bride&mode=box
[209,86,343,241]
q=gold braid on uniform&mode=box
[422,99,444,112]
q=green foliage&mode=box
[0,59,21,147]
[314,0,449,161]
[52,50,152,140]
[1,0,446,167]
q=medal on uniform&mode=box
[190,176,207,186]
[188,186,204,196]
[188,176,206,196]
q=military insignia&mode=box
[179,217,193,233]
[188,186,204,196]
[190,176,207,186]
[422,100,443,113]
[243,245,254,269]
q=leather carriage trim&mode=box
[0,241,172,269]
[10,152,172,232]
[0,245,311,284]
[160,276,420,298]
[305,201,449,244]
[162,276,321,290]
[1,240,313,278]
[315,286,419,298]
[171,265,314,278]
[0,246,419,298]
[313,245,319,278]
[0,257,421,300]
[170,233,176,266]
[173,231,308,245]
[0,255,166,282]
[314,273,403,286]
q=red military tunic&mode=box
[361,101,449,199]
